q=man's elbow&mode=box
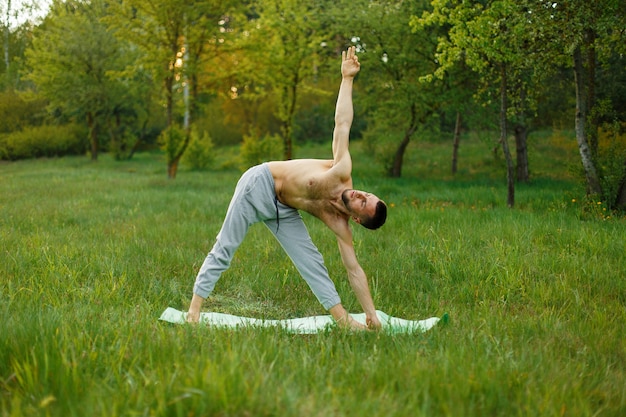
[334,118,352,131]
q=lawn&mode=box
[1,134,625,416]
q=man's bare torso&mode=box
[268,159,352,226]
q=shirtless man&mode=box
[187,46,387,330]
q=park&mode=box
[1,0,625,416]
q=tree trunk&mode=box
[87,111,98,161]
[169,115,193,180]
[514,124,529,182]
[390,132,411,178]
[168,157,179,179]
[389,103,418,178]
[452,111,462,175]
[573,46,602,195]
[500,65,515,208]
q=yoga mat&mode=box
[159,307,448,334]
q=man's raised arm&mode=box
[332,46,360,178]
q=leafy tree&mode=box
[108,0,237,177]
[526,0,626,208]
[335,0,443,178]
[442,62,479,176]
[1,0,43,88]
[25,0,133,160]
[235,0,331,160]
[418,0,543,207]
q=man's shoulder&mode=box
[316,207,351,236]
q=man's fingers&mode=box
[344,46,356,60]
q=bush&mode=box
[182,129,215,170]
[0,91,47,134]
[597,124,626,210]
[158,125,186,164]
[239,132,283,170]
[0,124,87,160]
[362,124,402,176]
[108,131,139,161]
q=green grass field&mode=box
[1,133,625,416]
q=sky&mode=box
[3,0,51,28]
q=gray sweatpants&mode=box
[193,163,342,310]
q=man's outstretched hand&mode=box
[341,46,360,78]
[366,314,382,330]
[187,309,200,323]
[330,303,381,331]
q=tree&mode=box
[418,0,543,207]
[344,0,441,178]
[235,0,329,160]
[527,0,626,208]
[108,0,237,177]
[1,0,44,89]
[25,0,130,160]
[2,0,14,84]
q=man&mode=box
[187,46,387,330]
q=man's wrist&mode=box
[189,293,205,311]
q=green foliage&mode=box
[108,131,137,161]
[235,0,333,159]
[596,124,626,209]
[0,91,47,134]
[182,129,215,171]
[343,0,443,177]
[293,93,335,144]
[0,124,86,160]
[239,131,283,170]
[362,124,403,176]
[158,125,187,164]
[24,0,147,160]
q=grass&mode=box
[1,133,625,416]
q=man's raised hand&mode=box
[341,46,361,78]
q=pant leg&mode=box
[264,202,342,310]
[192,197,253,298]
[193,165,277,298]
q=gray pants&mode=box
[193,163,342,310]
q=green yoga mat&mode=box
[159,307,448,334]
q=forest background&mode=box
[1,0,625,209]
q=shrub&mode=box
[158,125,186,165]
[109,131,141,161]
[362,124,402,176]
[182,129,215,170]
[597,124,626,210]
[0,91,47,134]
[239,132,283,170]
[0,124,87,160]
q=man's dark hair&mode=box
[361,201,387,230]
